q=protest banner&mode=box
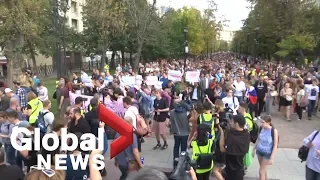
[186,71,200,82]
[168,70,182,81]
[122,76,136,86]
[146,76,158,85]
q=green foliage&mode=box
[232,0,320,61]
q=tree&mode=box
[125,0,157,71]
[232,0,320,61]
[82,0,126,72]
[0,0,50,87]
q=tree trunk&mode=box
[121,50,125,66]
[110,51,116,69]
[100,47,106,72]
[133,42,143,72]
[30,48,37,71]
[6,34,24,88]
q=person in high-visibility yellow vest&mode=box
[26,92,43,124]
[198,102,216,140]
[75,96,85,116]
[104,64,109,73]
[191,125,214,179]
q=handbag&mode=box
[285,95,293,101]
[298,130,319,162]
[270,91,278,97]
[299,93,309,107]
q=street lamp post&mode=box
[184,27,188,71]
[62,0,70,76]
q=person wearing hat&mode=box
[218,115,250,180]
[75,97,85,116]
[14,81,27,108]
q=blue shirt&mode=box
[160,77,169,89]
[304,130,320,173]
[257,128,273,154]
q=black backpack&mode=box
[246,116,259,143]
[298,130,319,162]
[195,140,214,170]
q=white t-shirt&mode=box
[41,110,54,133]
[37,87,48,101]
[124,106,139,129]
[222,96,239,115]
[233,80,246,96]
[307,85,319,101]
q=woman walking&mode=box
[252,116,279,180]
[280,82,293,121]
[266,80,275,116]
[296,84,307,121]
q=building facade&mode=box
[218,30,236,43]
[65,0,85,32]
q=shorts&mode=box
[256,150,271,159]
[152,121,167,135]
[214,162,225,168]
[143,113,153,121]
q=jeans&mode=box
[235,96,243,103]
[306,166,320,180]
[255,98,265,117]
[4,144,16,165]
[308,100,317,118]
[173,135,188,160]
[296,104,303,120]
[21,86,32,94]
[119,165,129,180]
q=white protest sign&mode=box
[168,70,182,82]
[122,76,136,86]
[136,75,143,81]
[186,71,200,82]
[146,76,158,85]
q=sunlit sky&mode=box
[153,0,251,30]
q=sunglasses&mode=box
[30,165,55,177]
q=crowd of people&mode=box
[0,52,319,180]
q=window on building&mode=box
[71,1,77,13]
[71,19,78,30]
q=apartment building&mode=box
[65,0,85,32]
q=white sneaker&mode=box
[253,117,258,121]
[258,116,261,120]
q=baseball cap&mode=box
[75,97,84,104]
[4,88,13,93]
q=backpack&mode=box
[195,140,214,170]
[298,130,319,162]
[200,114,215,135]
[259,127,279,148]
[35,111,49,134]
[246,116,259,143]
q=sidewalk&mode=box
[104,138,305,180]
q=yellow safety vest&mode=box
[55,80,59,88]
[244,113,253,131]
[89,101,101,111]
[199,113,215,140]
[80,109,85,116]
[104,64,109,73]
[191,139,214,174]
[28,98,43,124]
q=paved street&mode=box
[103,109,320,180]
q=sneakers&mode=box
[161,144,168,150]
[253,117,258,121]
[153,143,168,150]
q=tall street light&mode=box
[62,0,70,76]
[184,27,188,71]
